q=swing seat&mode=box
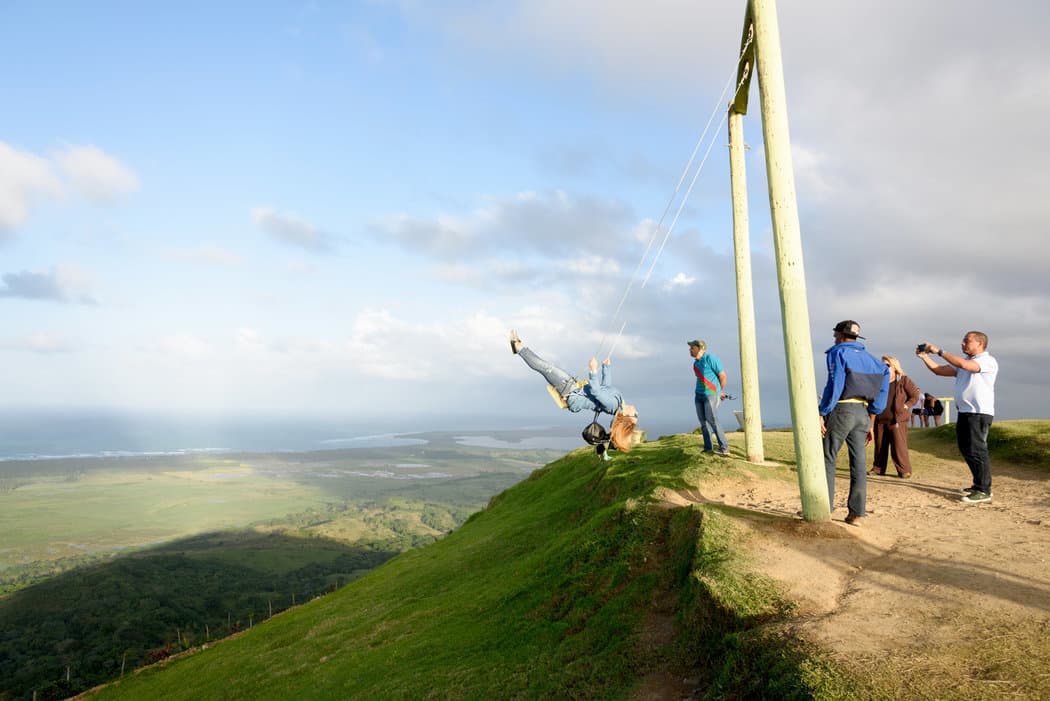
[546,380,588,409]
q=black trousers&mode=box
[956,412,993,493]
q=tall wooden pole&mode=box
[727,108,765,464]
[748,0,829,520]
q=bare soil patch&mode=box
[692,440,1050,699]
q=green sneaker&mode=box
[960,486,980,493]
[961,491,991,504]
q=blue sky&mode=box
[2,1,1048,433]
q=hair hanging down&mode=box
[882,355,904,377]
[609,411,638,452]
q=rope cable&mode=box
[593,69,738,359]
[642,65,752,288]
[594,27,755,360]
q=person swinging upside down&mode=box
[509,330,639,451]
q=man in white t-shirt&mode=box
[916,331,999,503]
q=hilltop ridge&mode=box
[81,422,1050,700]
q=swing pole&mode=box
[727,106,765,464]
[744,0,829,520]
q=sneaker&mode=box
[960,486,980,494]
[716,448,731,456]
[844,513,864,526]
[509,329,523,355]
[961,491,991,504]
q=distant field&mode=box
[0,460,330,569]
[0,436,565,592]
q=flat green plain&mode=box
[0,433,566,589]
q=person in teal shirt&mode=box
[689,339,729,455]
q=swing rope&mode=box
[594,28,754,361]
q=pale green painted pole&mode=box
[727,108,765,464]
[749,0,829,520]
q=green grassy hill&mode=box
[78,421,1049,700]
[81,430,845,701]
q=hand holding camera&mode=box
[916,342,940,357]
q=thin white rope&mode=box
[592,70,738,359]
[595,27,754,361]
[641,67,751,288]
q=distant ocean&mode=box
[0,408,608,461]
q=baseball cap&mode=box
[687,339,707,350]
[833,320,865,339]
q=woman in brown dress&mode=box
[870,355,921,477]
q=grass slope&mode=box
[81,420,1050,700]
[84,431,847,701]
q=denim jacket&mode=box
[566,363,623,415]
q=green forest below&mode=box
[0,434,563,700]
[1,531,395,700]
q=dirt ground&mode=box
[673,437,1050,699]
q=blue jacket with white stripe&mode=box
[819,340,889,416]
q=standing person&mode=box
[923,394,945,427]
[911,392,925,428]
[688,339,730,456]
[916,332,998,503]
[818,320,890,526]
[870,356,920,478]
[509,330,639,451]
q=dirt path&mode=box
[692,444,1050,698]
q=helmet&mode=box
[581,420,610,445]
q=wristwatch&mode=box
[937,348,944,357]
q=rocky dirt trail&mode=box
[689,440,1050,698]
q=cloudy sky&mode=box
[2,1,1047,435]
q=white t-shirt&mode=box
[955,351,998,415]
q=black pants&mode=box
[956,412,993,494]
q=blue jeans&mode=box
[956,412,993,494]
[823,402,869,517]
[518,347,576,397]
[694,393,728,452]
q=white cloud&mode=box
[0,142,138,237]
[563,256,620,276]
[3,333,73,354]
[53,144,139,203]
[0,265,96,304]
[0,142,62,235]
[664,272,695,290]
[236,327,263,349]
[373,189,635,261]
[253,206,333,253]
[154,334,212,357]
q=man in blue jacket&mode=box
[818,320,890,526]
